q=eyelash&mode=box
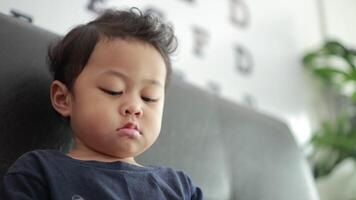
[141,97,158,103]
[100,88,158,103]
[101,88,123,96]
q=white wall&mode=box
[323,0,356,46]
[0,0,351,147]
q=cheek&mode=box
[71,100,116,136]
[147,105,164,135]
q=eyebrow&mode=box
[101,70,163,87]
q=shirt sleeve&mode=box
[179,171,203,200]
[1,173,49,200]
[191,185,203,200]
[188,177,203,200]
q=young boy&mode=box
[1,8,203,199]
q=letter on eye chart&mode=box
[234,44,254,75]
[229,0,250,28]
[192,26,210,58]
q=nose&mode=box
[120,99,143,117]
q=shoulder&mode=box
[5,149,62,175]
[154,166,193,182]
[150,165,186,178]
[151,165,203,198]
[1,150,57,199]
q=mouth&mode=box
[116,122,141,138]
[120,122,139,131]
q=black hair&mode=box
[48,7,177,91]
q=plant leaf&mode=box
[303,52,319,67]
[324,40,347,56]
[312,67,348,81]
[352,91,356,103]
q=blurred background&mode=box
[1,0,355,199]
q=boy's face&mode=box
[53,38,166,163]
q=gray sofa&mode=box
[0,13,319,199]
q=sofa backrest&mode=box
[0,13,72,180]
[217,100,318,199]
[0,13,319,199]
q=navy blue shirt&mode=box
[1,150,203,200]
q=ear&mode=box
[50,80,72,117]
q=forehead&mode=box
[83,37,167,84]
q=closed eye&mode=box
[142,97,158,103]
[100,88,123,96]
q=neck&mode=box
[67,138,140,166]
[67,150,138,165]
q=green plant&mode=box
[310,115,356,178]
[303,40,356,102]
[303,40,356,178]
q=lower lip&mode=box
[117,128,140,139]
